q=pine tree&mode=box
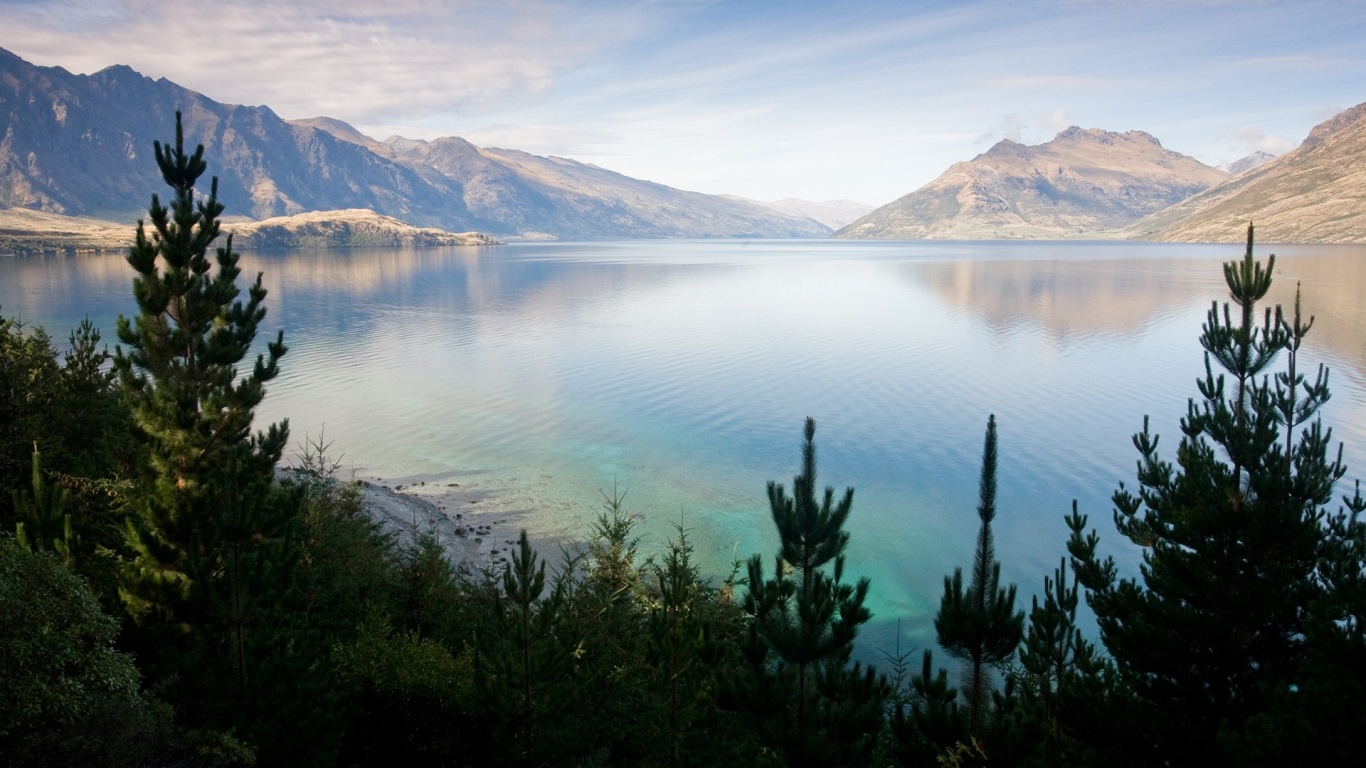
[114,112,288,506]
[476,529,576,766]
[1016,551,1104,767]
[737,417,886,767]
[1066,225,1350,766]
[647,522,714,766]
[935,414,1024,736]
[888,649,968,766]
[113,113,334,763]
[11,445,73,563]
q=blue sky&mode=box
[1,0,1362,205]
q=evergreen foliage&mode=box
[395,529,466,643]
[0,314,132,527]
[11,445,73,561]
[0,315,61,524]
[0,535,173,768]
[935,414,1025,734]
[887,649,968,766]
[112,111,338,764]
[287,439,402,646]
[1066,224,1358,765]
[475,528,576,764]
[1015,554,1102,767]
[332,612,477,766]
[12,110,1366,768]
[646,520,727,766]
[734,417,887,767]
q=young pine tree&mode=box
[11,445,73,564]
[735,417,886,767]
[935,414,1025,736]
[477,529,576,765]
[1066,225,1351,766]
[114,113,334,763]
[1016,552,1104,767]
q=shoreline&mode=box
[283,466,566,572]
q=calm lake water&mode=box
[4,238,1365,656]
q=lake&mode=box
[4,238,1365,656]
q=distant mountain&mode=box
[356,132,829,240]
[834,127,1228,240]
[729,197,876,230]
[1126,103,1366,244]
[0,47,828,240]
[1218,151,1276,175]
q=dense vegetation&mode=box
[3,116,1365,767]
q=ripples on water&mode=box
[5,239,1366,656]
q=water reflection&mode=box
[4,239,1366,660]
[918,259,1218,336]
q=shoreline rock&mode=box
[282,466,559,572]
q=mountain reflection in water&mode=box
[4,238,1364,656]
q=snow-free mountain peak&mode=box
[835,127,1227,240]
[1126,101,1366,244]
[0,47,828,240]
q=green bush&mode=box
[0,535,172,767]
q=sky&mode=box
[1,0,1363,206]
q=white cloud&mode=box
[0,0,645,123]
[1,0,1361,203]
[452,123,625,157]
[975,114,1025,144]
[1042,107,1072,134]
[1234,126,1295,155]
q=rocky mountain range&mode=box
[0,47,828,240]
[4,46,1361,246]
[1125,103,1366,244]
[834,127,1230,240]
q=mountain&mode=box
[361,132,829,240]
[834,127,1228,240]
[0,47,828,240]
[1218,151,1276,175]
[1126,103,1366,244]
[729,197,877,230]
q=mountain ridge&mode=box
[1126,102,1366,243]
[0,47,828,240]
[834,127,1229,240]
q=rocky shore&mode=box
[281,466,555,572]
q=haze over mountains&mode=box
[0,48,828,240]
[724,197,876,230]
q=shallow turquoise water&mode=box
[5,238,1366,656]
